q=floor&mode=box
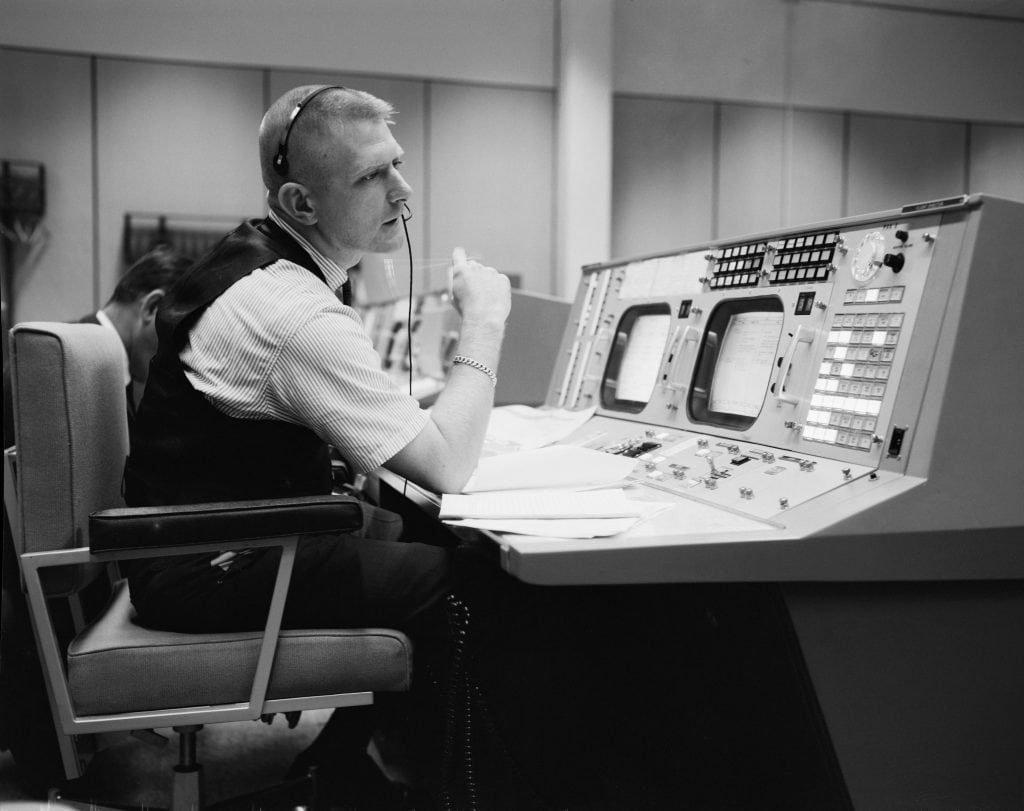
[0,710,329,807]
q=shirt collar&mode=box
[268,210,349,294]
[94,309,131,386]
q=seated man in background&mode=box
[77,245,194,420]
[0,244,192,795]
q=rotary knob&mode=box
[883,253,905,272]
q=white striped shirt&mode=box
[180,212,428,474]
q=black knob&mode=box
[895,229,909,242]
[883,252,905,272]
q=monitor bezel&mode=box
[687,295,785,430]
[600,302,673,414]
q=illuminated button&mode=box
[824,428,838,442]
[820,362,833,375]
[865,288,880,302]
[811,393,826,407]
[872,331,887,346]
[816,377,829,391]
[834,346,848,360]
[841,363,855,377]
[826,379,839,392]
[867,400,881,415]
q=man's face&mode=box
[306,118,412,259]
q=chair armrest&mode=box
[89,494,364,552]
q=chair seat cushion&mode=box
[67,582,412,716]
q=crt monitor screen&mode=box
[688,296,784,430]
[601,303,672,413]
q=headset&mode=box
[272,85,348,178]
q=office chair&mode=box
[4,321,413,810]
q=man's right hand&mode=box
[451,246,511,328]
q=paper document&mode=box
[440,489,642,520]
[482,404,596,455]
[463,444,636,493]
[446,500,672,539]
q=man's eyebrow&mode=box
[353,149,405,178]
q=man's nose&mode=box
[389,171,412,204]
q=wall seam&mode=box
[711,102,721,241]
[90,55,100,309]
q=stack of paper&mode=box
[463,444,637,493]
[442,444,671,539]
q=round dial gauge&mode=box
[852,231,886,283]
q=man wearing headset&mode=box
[123,86,519,807]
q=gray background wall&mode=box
[2,0,1022,323]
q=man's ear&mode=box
[277,181,318,225]
[139,289,164,323]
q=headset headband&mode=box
[272,85,347,177]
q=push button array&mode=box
[803,311,905,451]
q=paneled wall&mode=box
[1,53,556,322]
[4,0,1024,320]
[611,96,1024,258]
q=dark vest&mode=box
[124,218,333,507]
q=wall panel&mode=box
[611,96,714,258]
[0,48,93,323]
[95,59,265,302]
[791,2,1024,125]
[969,124,1024,202]
[614,0,787,105]
[846,115,966,217]
[1,0,556,90]
[427,84,554,294]
[718,104,785,238]
[786,109,845,227]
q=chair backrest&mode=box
[9,323,128,564]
